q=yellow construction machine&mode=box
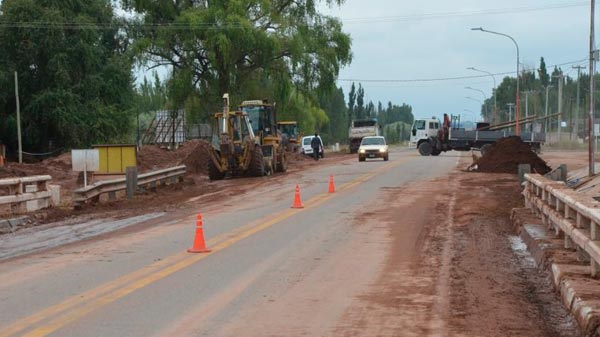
[277,121,302,152]
[207,94,287,180]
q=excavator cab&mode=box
[240,100,277,140]
[277,121,302,152]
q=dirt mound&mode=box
[0,152,76,181]
[288,151,312,163]
[175,140,211,174]
[137,145,179,172]
[469,136,551,174]
[138,140,211,175]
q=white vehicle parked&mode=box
[300,135,324,158]
[358,136,388,162]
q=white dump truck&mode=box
[348,119,380,153]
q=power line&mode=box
[0,1,588,30]
[341,1,588,23]
[338,58,588,83]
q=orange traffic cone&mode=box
[188,214,211,253]
[328,174,335,193]
[291,184,304,209]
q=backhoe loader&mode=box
[207,94,287,180]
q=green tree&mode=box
[366,101,375,118]
[318,86,347,143]
[124,0,352,121]
[347,82,356,125]
[538,57,550,87]
[0,0,134,153]
[355,83,364,119]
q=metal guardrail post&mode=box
[126,166,138,200]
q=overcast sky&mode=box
[320,0,593,121]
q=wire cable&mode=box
[337,58,588,83]
[0,1,588,30]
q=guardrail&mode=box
[0,175,54,214]
[73,165,186,207]
[523,173,600,277]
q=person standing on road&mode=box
[311,133,322,161]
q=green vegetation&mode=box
[0,0,415,155]
[481,57,596,141]
[0,0,135,153]
[383,121,413,144]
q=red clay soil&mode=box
[470,136,551,174]
[329,158,579,337]
[0,152,79,195]
[0,140,353,228]
[137,139,212,175]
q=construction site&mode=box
[2,1,600,336]
[1,118,600,336]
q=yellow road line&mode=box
[0,227,249,337]
[6,155,415,337]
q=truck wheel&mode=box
[431,148,441,156]
[384,154,389,161]
[248,146,265,177]
[208,157,226,180]
[418,142,432,156]
[480,143,492,156]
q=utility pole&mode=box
[589,0,596,176]
[545,86,551,135]
[507,103,515,132]
[14,71,22,164]
[555,73,564,143]
[574,65,585,141]
[524,91,529,118]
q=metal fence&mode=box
[523,173,600,277]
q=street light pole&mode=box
[463,109,476,128]
[472,27,520,135]
[465,86,488,121]
[467,67,497,124]
[465,96,482,107]
[589,0,596,176]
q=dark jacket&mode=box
[310,137,322,149]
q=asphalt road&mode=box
[0,148,458,337]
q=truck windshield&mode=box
[414,120,426,130]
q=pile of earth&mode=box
[137,139,212,175]
[469,136,551,174]
[0,152,77,182]
[287,151,312,163]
